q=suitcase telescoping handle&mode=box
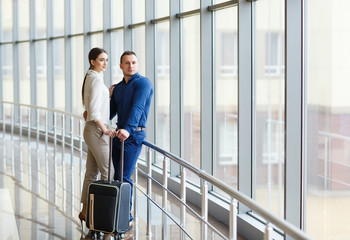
[107,137,124,183]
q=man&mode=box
[110,51,153,227]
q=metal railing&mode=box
[137,141,311,240]
[0,101,312,240]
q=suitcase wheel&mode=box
[114,233,125,240]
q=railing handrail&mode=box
[142,140,312,240]
[319,130,350,141]
[0,100,83,119]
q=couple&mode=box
[79,48,153,238]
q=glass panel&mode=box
[182,15,200,185]
[19,43,30,104]
[181,0,199,12]
[214,7,238,192]
[53,39,65,111]
[111,0,124,27]
[133,26,146,75]
[72,36,84,114]
[155,22,170,167]
[254,0,285,218]
[2,44,14,101]
[133,25,146,160]
[18,0,30,40]
[35,0,46,38]
[36,41,47,107]
[91,0,103,31]
[91,33,103,49]
[214,0,228,4]
[156,0,169,18]
[53,0,64,36]
[71,0,83,34]
[111,31,124,84]
[1,0,13,41]
[306,1,350,239]
[133,0,145,23]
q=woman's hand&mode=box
[104,129,116,138]
[109,84,116,98]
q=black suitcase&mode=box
[86,139,131,236]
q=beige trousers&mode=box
[81,121,114,204]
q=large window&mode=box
[36,41,47,107]
[71,0,83,34]
[1,0,12,41]
[53,39,65,111]
[182,15,201,184]
[133,0,145,23]
[72,36,84,114]
[111,0,124,28]
[111,31,124,85]
[254,0,285,218]
[306,1,350,239]
[91,0,103,32]
[214,7,238,190]
[133,26,146,76]
[18,0,30,40]
[155,21,170,165]
[35,0,46,38]
[182,0,199,12]
[18,43,30,104]
[53,0,64,36]
[2,44,13,101]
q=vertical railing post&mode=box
[1,104,5,172]
[264,222,273,240]
[45,111,48,155]
[37,109,40,150]
[11,104,14,142]
[62,114,66,212]
[79,119,83,190]
[53,112,57,158]
[28,107,31,147]
[201,180,208,240]
[180,167,186,240]
[324,137,328,190]
[229,198,238,240]
[146,147,152,238]
[133,162,138,227]
[11,105,14,177]
[70,116,75,217]
[2,103,5,139]
[70,116,74,166]
[19,106,22,140]
[162,156,168,240]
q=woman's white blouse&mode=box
[83,69,110,124]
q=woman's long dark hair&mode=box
[82,47,108,105]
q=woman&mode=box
[79,47,115,232]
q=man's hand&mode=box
[109,84,116,98]
[83,111,87,121]
[116,129,130,141]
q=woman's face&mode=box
[91,52,108,73]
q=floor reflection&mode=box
[1,133,234,240]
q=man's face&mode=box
[120,54,139,78]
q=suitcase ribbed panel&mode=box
[116,182,131,232]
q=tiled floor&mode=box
[0,134,242,240]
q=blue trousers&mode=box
[112,131,145,221]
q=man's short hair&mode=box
[120,50,137,64]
